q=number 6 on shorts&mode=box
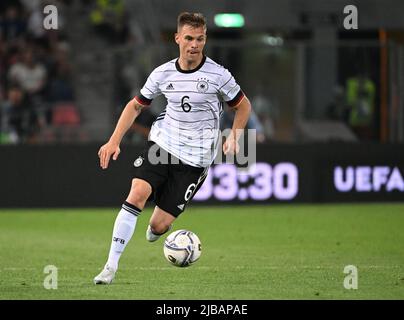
[184,183,196,202]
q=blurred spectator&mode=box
[8,49,47,97]
[0,85,33,143]
[0,0,77,144]
[0,38,6,96]
[90,0,129,44]
[19,0,41,13]
[48,46,74,103]
[250,88,278,141]
[8,48,48,126]
[25,1,46,41]
[326,85,350,122]
[0,5,26,43]
[345,73,376,140]
[221,107,267,143]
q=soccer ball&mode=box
[163,230,202,267]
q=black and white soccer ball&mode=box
[163,230,202,267]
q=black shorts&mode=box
[133,141,209,217]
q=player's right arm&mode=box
[98,98,144,169]
[99,65,161,169]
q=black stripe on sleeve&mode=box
[134,94,152,106]
[226,90,245,107]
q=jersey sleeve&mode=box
[218,68,245,107]
[134,69,162,106]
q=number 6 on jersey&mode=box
[181,96,191,112]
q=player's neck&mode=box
[177,55,204,71]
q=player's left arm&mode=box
[223,95,252,155]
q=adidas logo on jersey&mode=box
[177,204,185,211]
[166,83,174,90]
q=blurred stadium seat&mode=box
[52,102,81,126]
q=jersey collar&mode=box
[175,55,206,73]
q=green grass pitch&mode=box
[0,204,403,299]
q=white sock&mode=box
[106,201,141,270]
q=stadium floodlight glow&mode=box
[214,14,245,28]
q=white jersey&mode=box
[135,56,244,168]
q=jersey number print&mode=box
[181,96,191,113]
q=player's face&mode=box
[175,25,206,64]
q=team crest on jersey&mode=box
[133,156,144,167]
[197,78,209,93]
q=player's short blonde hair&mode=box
[177,12,207,32]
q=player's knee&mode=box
[150,222,171,235]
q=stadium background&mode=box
[1,0,404,300]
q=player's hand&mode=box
[98,141,121,169]
[223,136,240,155]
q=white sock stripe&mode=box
[122,204,140,216]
